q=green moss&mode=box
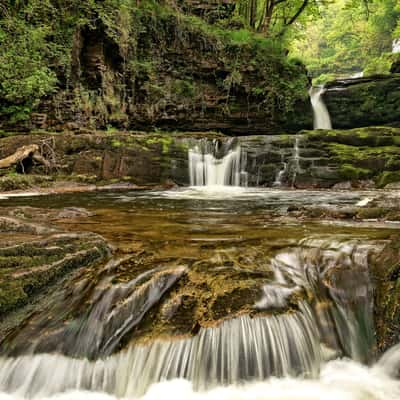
[111,139,122,148]
[339,164,372,180]
[145,136,173,154]
[377,171,400,188]
[172,80,195,98]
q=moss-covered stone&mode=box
[371,237,400,353]
[0,208,111,342]
[324,76,400,129]
[377,171,400,188]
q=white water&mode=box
[188,141,248,187]
[0,240,380,399]
[1,349,400,400]
[291,136,301,186]
[350,71,364,79]
[393,38,400,53]
[273,161,287,187]
[0,304,322,398]
[310,87,332,130]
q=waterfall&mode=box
[188,140,248,187]
[291,136,301,186]
[0,304,321,398]
[310,86,332,130]
[393,38,400,53]
[350,71,364,79]
[0,239,379,399]
[273,160,287,187]
[273,136,302,188]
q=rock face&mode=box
[371,239,400,353]
[1,127,400,190]
[0,133,191,189]
[0,2,312,135]
[323,75,400,129]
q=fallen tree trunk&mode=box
[0,145,39,169]
[0,144,51,171]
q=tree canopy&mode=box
[290,0,400,81]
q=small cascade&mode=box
[273,162,288,187]
[0,304,321,398]
[0,261,187,359]
[392,38,400,53]
[291,135,301,186]
[350,71,364,78]
[310,86,332,130]
[258,239,376,363]
[273,136,303,188]
[188,139,248,187]
[273,151,288,187]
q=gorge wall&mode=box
[0,1,312,135]
[323,75,400,129]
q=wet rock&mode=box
[385,182,400,189]
[0,216,56,235]
[356,207,390,220]
[332,181,353,190]
[57,207,95,219]
[324,75,400,129]
[371,237,400,353]
[0,210,111,342]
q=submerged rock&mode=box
[0,208,111,342]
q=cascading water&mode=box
[273,136,302,188]
[188,139,248,187]
[273,159,287,187]
[310,86,332,130]
[393,38,400,53]
[350,71,364,78]
[0,237,392,399]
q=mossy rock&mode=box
[339,164,373,181]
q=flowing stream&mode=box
[0,187,400,399]
[310,86,332,130]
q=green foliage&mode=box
[291,0,400,79]
[313,73,337,85]
[363,54,393,74]
[0,0,310,127]
[236,0,317,38]
[0,18,57,121]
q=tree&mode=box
[290,0,400,79]
[237,0,315,36]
